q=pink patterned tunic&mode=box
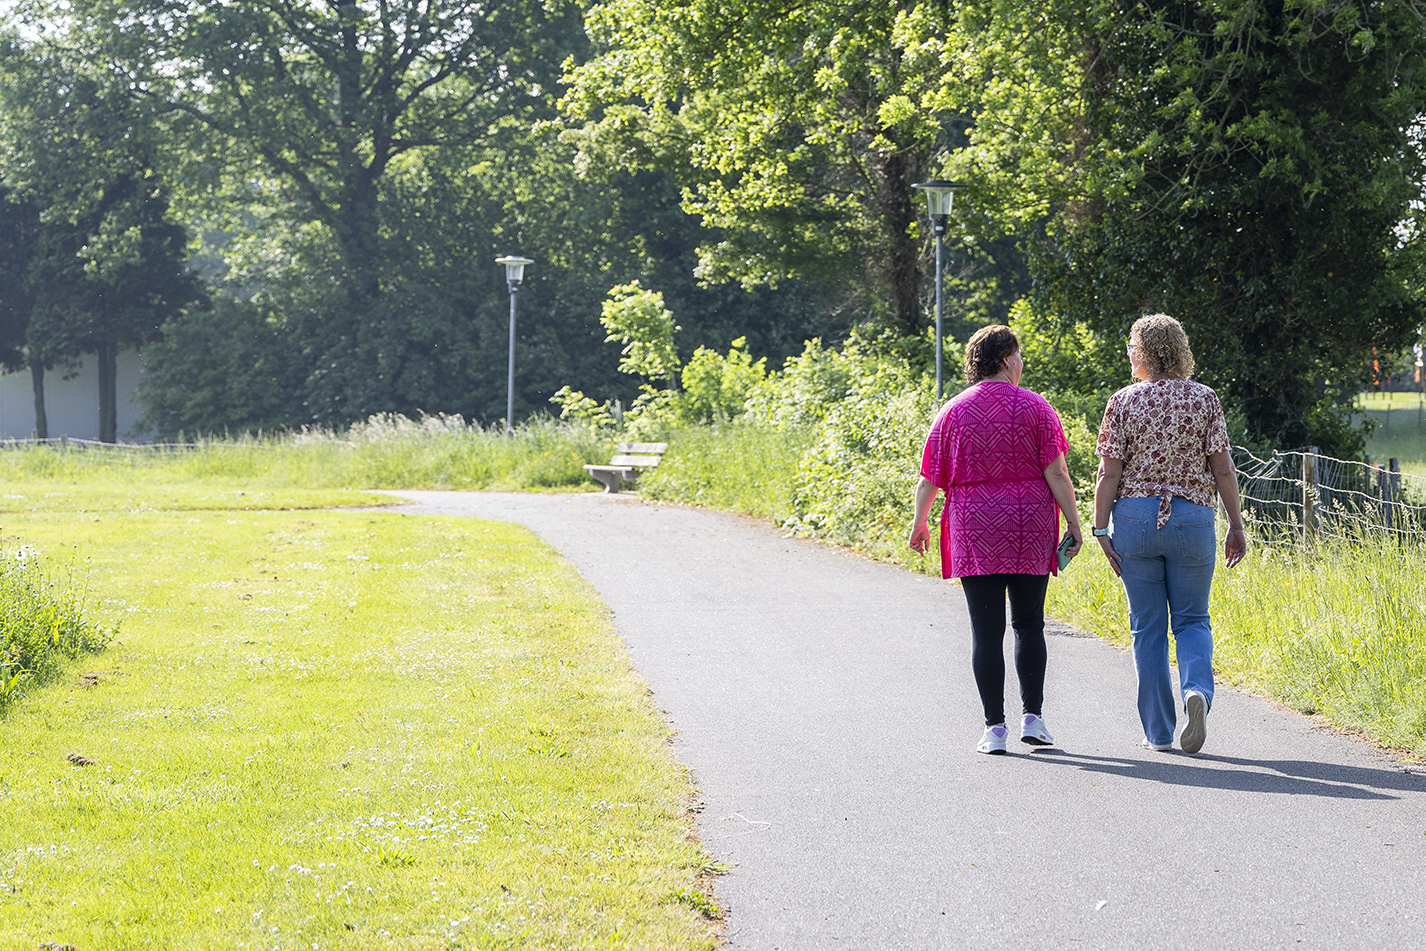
[1095,379,1230,528]
[919,381,1070,579]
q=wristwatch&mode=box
[1092,527,1109,537]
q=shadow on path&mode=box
[1029,748,1422,800]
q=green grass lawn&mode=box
[1359,390,1426,477]
[0,481,717,949]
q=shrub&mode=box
[0,548,115,712]
[137,297,309,437]
[787,361,943,570]
[677,337,766,424]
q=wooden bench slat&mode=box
[608,454,661,467]
[616,442,668,453]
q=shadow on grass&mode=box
[1024,748,1426,800]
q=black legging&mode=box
[960,573,1050,727]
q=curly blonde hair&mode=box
[1129,314,1195,379]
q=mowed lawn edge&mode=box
[0,488,718,950]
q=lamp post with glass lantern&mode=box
[911,180,966,402]
[496,255,534,436]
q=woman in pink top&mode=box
[909,325,1083,755]
[1092,314,1246,755]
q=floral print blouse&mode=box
[1096,378,1230,528]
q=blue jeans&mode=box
[1110,496,1216,747]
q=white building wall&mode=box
[0,349,147,441]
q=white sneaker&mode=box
[1140,737,1172,752]
[1181,690,1208,754]
[1020,714,1055,746]
[977,724,1009,755]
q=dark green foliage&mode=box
[22,168,197,365]
[0,33,200,440]
[0,183,39,373]
[1029,0,1426,456]
[35,0,828,435]
[136,298,309,436]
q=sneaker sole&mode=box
[1020,734,1053,746]
[1181,693,1207,754]
[979,748,1007,755]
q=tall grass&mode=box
[0,549,115,710]
[1046,527,1426,755]
[0,414,611,492]
[639,422,811,521]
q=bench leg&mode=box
[591,469,623,493]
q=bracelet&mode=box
[1092,527,1109,537]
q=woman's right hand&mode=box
[1096,535,1123,577]
[909,522,931,556]
[1224,526,1247,568]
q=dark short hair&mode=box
[964,325,1019,384]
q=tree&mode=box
[57,0,574,299]
[0,29,199,441]
[963,0,1426,454]
[41,0,815,432]
[0,182,42,434]
[565,0,987,336]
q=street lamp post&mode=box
[495,255,534,436]
[911,180,966,402]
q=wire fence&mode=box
[1232,445,1426,544]
[0,436,240,462]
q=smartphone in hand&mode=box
[1055,532,1077,571]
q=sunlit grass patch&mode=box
[0,481,390,516]
[0,491,716,949]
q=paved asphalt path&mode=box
[383,491,1426,950]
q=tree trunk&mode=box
[874,148,922,337]
[30,361,47,439]
[334,0,384,303]
[98,340,117,443]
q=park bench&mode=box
[583,442,668,493]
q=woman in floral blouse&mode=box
[1093,314,1246,755]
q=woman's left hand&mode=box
[1097,535,1123,577]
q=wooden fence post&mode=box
[1302,447,1318,546]
[1384,458,1400,533]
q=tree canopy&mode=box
[564,0,984,335]
[1016,0,1426,454]
[1,28,197,439]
